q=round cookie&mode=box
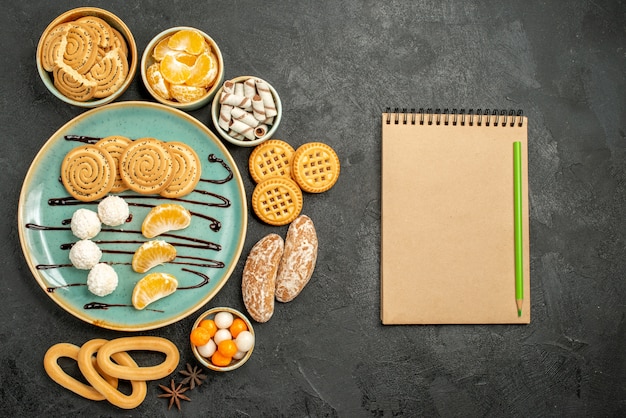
[248,139,295,184]
[119,137,173,195]
[291,142,340,193]
[95,135,132,193]
[160,141,202,198]
[61,144,116,202]
[251,177,303,226]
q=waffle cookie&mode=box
[61,144,116,202]
[291,142,340,193]
[119,137,173,195]
[248,139,295,184]
[251,177,303,226]
[95,135,132,193]
[160,141,202,198]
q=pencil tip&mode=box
[517,309,522,317]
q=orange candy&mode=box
[211,351,232,367]
[190,327,211,346]
[229,318,248,338]
[217,340,238,358]
[199,319,217,338]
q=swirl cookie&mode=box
[160,141,202,198]
[95,135,132,193]
[86,47,129,99]
[291,142,340,193]
[61,144,116,201]
[119,138,173,195]
[251,177,303,226]
[248,139,295,184]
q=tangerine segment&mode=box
[160,54,192,85]
[152,36,176,61]
[131,272,178,310]
[146,63,171,100]
[169,84,206,103]
[186,52,218,88]
[142,203,192,239]
[167,29,206,55]
[131,240,177,273]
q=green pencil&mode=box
[513,141,524,317]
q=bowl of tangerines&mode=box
[141,26,224,110]
[190,307,255,372]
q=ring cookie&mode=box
[291,142,340,193]
[160,141,202,198]
[251,177,303,226]
[242,233,284,323]
[61,144,116,201]
[275,215,318,303]
[248,139,295,184]
[119,137,173,194]
[95,135,132,193]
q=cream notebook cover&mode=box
[381,109,530,324]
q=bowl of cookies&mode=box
[189,307,255,372]
[211,76,282,147]
[36,7,137,108]
[141,27,224,111]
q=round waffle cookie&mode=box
[248,139,295,184]
[61,144,116,202]
[95,135,132,193]
[291,142,340,193]
[160,141,202,198]
[251,177,303,226]
[119,137,173,195]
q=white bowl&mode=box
[141,26,224,111]
[211,76,282,147]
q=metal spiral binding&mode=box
[385,107,524,127]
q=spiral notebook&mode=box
[381,108,530,324]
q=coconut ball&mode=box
[69,239,102,270]
[87,263,118,297]
[70,208,102,239]
[98,195,129,226]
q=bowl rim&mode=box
[140,26,224,111]
[191,306,255,372]
[35,7,138,108]
[211,75,282,147]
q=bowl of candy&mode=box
[211,76,282,147]
[141,26,224,110]
[190,307,255,372]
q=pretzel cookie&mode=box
[160,141,202,198]
[251,177,303,226]
[61,144,116,201]
[95,135,132,193]
[291,142,340,193]
[248,139,295,184]
[119,137,173,194]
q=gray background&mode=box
[2,0,625,416]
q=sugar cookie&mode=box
[119,137,173,194]
[61,144,116,201]
[248,139,295,184]
[291,142,340,193]
[251,177,303,226]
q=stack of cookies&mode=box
[40,15,130,102]
[248,139,340,226]
[60,136,201,201]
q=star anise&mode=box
[179,362,207,389]
[158,379,191,410]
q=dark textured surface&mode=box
[2,0,625,416]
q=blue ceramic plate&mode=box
[18,102,247,331]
